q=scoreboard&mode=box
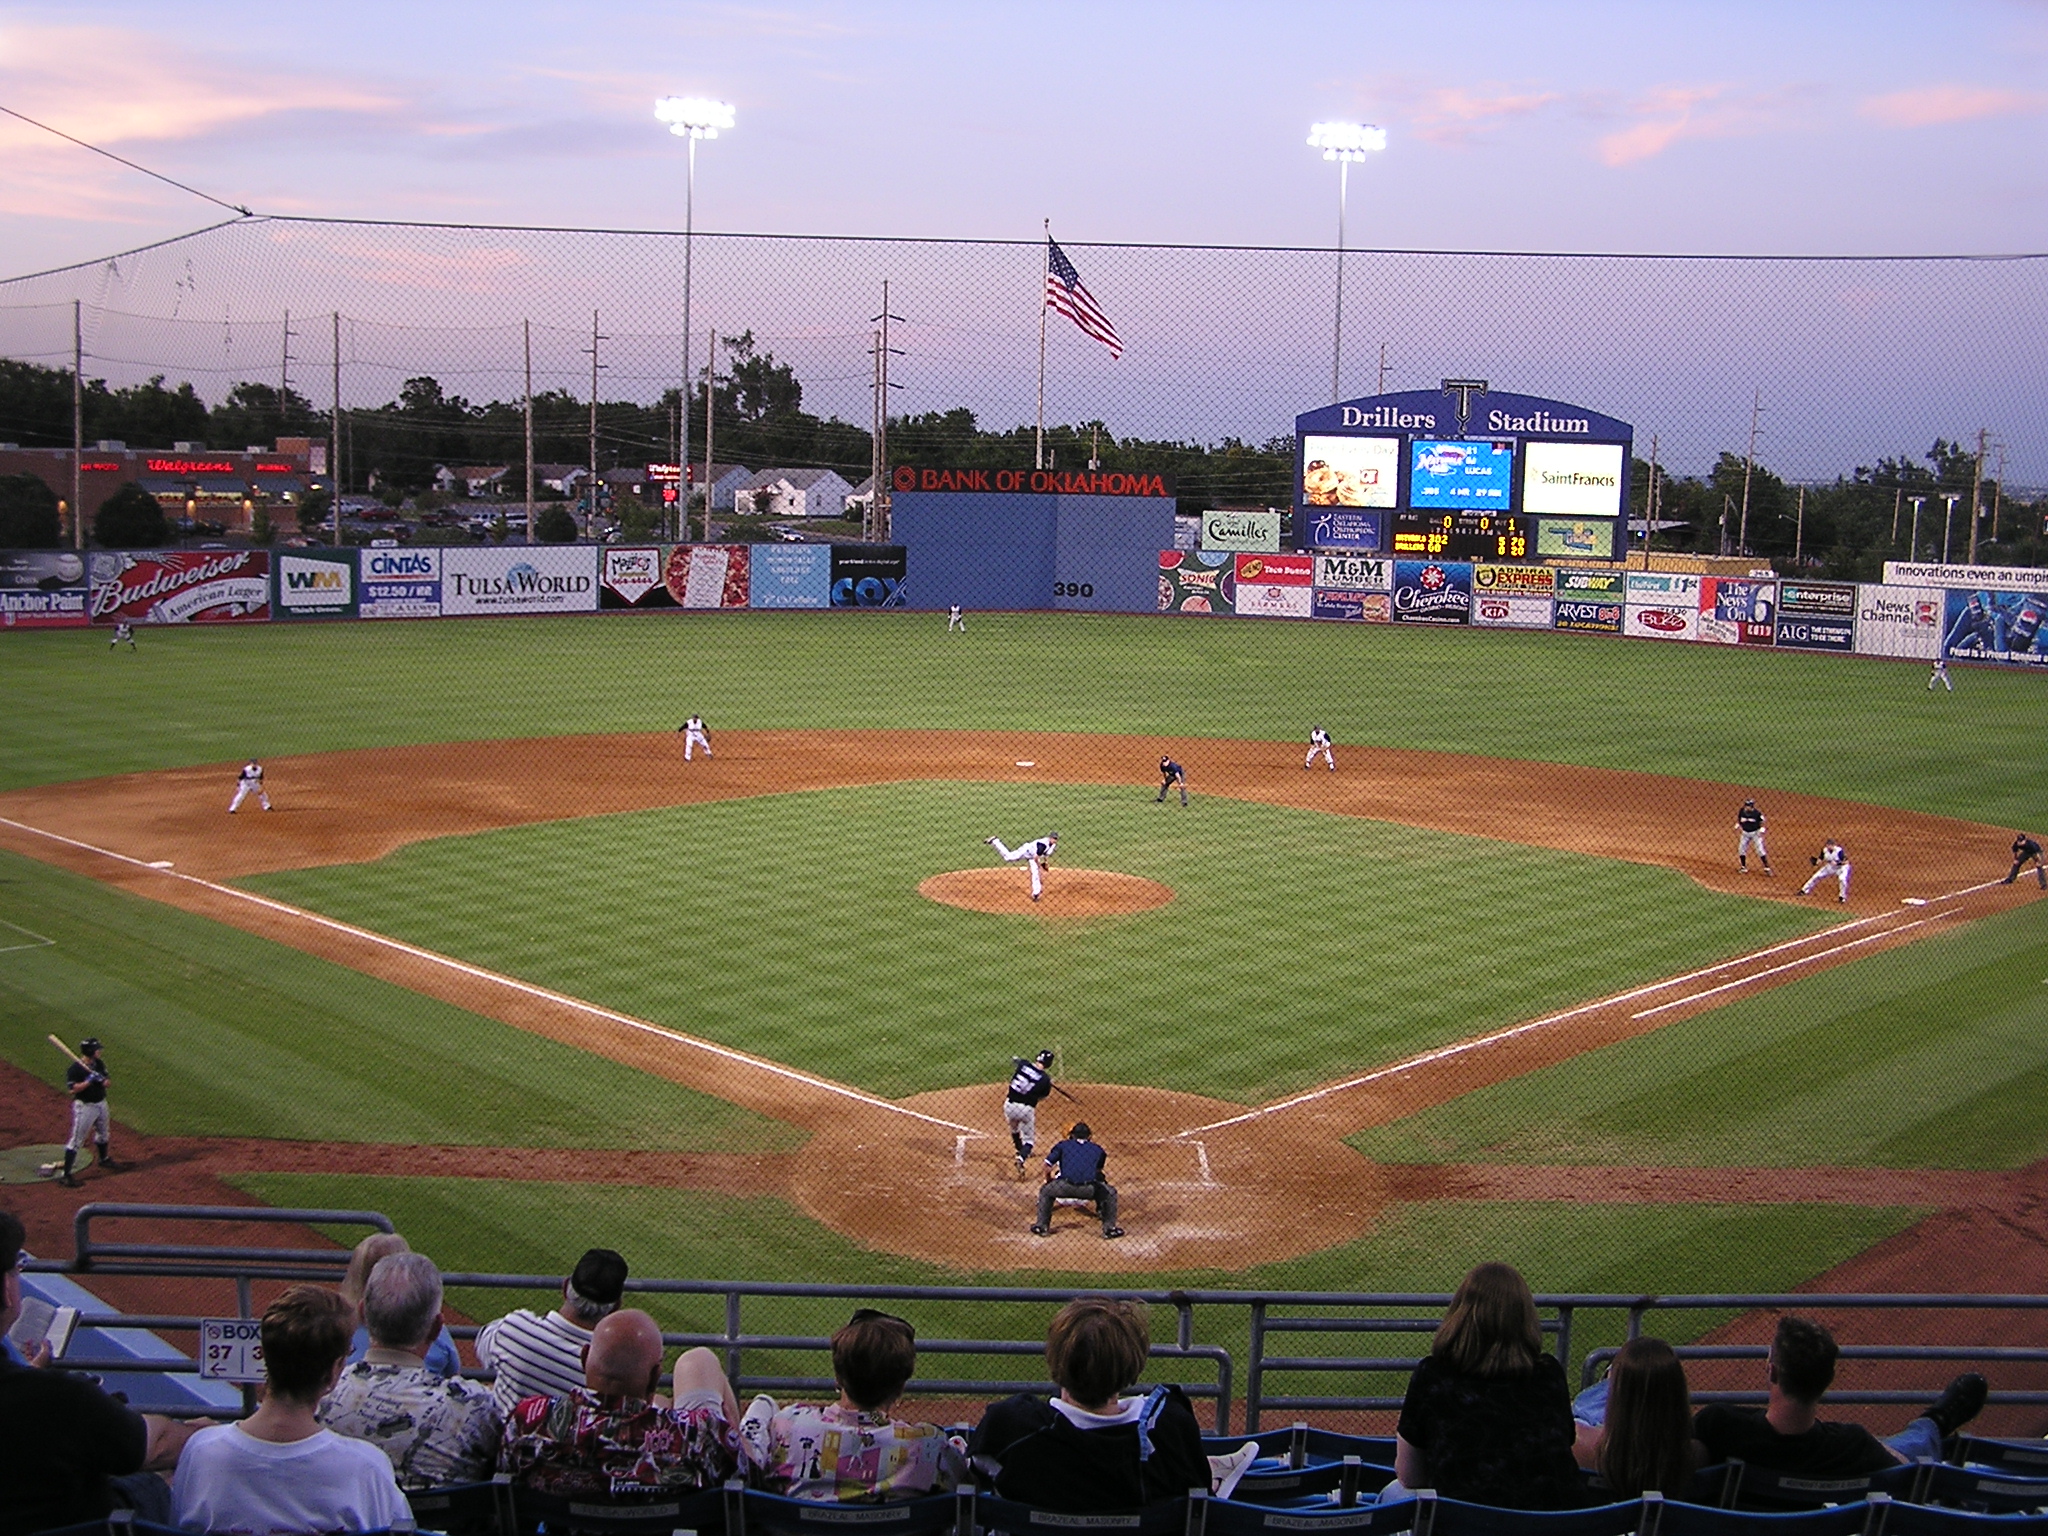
[1392,510,1529,560]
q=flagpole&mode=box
[1035,220,1049,471]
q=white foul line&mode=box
[1193,1141,1215,1186]
[1629,916,1943,1018]
[0,814,984,1137]
[0,917,55,955]
[1175,887,1994,1139]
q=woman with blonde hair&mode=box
[1392,1262,1581,1509]
[1571,1337,1703,1499]
[339,1231,461,1378]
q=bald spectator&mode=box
[477,1247,627,1415]
[174,1285,413,1533]
[340,1232,460,1379]
[321,1252,503,1489]
[500,1309,739,1498]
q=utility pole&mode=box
[1967,428,1987,563]
[1794,485,1805,567]
[330,312,342,546]
[1908,495,1924,562]
[1991,444,2006,541]
[71,300,82,549]
[1940,492,1960,565]
[280,309,296,437]
[870,280,903,540]
[701,327,716,542]
[1375,341,1389,396]
[524,320,535,546]
[1640,434,1659,563]
[867,328,882,544]
[1889,486,1901,545]
[585,311,606,540]
[1738,388,1760,555]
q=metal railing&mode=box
[27,1206,2048,1434]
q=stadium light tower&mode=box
[1307,121,1387,404]
[655,95,735,539]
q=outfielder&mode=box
[58,1038,122,1187]
[678,715,713,760]
[110,620,136,651]
[228,759,271,813]
[2005,832,2046,889]
[1929,656,1952,692]
[1003,1050,1057,1172]
[1802,840,1852,903]
[986,832,1056,902]
[1737,799,1773,875]
[1155,756,1188,807]
[1304,727,1334,772]
[948,604,965,632]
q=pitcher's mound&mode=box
[920,867,1175,918]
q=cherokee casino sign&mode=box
[1295,383,1633,562]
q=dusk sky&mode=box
[4,0,2047,266]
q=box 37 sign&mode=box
[199,1318,265,1383]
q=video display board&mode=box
[1392,511,1529,561]
[1300,435,1399,509]
[1409,440,1514,509]
[1522,442,1625,517]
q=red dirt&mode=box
[919,866,1175,917]
[0,731,2039,1290]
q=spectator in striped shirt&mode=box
[476,1248,628,1416]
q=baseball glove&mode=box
[1810,856,1820,866]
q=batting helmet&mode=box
[79,1037,101,1055]
[1037,1050,1056,1065]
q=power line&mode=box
[0,104,254,218]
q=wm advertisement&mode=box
[274,550,356,620]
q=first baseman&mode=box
[228,759,271,813]
[1802,840,1852,903]
[1737,799,1773,875]
[1155,755,1188,806]
[987,832,1057,902]
[2006,832,2046,889]
[58,1037,122,1187]
[1305,727,1335,772]
[678,715,713,760]
[1003,1050,1057,1172]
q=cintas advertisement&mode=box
[0,550,90,628]
[89,550,271,624]
[441,547,597,616]
[359,547,442,619]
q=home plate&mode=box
[147,861,174,869]
[1015,760,1036,767]
[1902,897,1928,906]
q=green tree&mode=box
[101,374,210,447]
[535,504,578,543]
[209,380,323,448]
[297,487,332,535]
[0,473,61,547]
[93,483,169,547]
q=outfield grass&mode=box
[1349,902,2048,1169]
[0,849,799,1151]
[241,783,1820,1102]
[232,1171,1922,1384]
[1,613,2038,824]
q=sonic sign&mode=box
[1295,382,1632,560]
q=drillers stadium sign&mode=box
[892,466,1174,497]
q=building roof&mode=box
[748,466,851,492]
[452,465,509,481]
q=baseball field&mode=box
[1,610,2044,1390]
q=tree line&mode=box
[0,352,2038,575]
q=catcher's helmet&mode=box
[1037,1050,1056,1065]
[79,1037,101,1055]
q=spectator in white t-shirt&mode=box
[174,1285,413,1534]
[476,1247,627,1415]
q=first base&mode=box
[1902,897,1929,906]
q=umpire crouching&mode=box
[1031,1123,1124,1240]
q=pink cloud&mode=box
[1410,85,1562,144]
[1593,84,1799,166]
[1860,84,2047,127]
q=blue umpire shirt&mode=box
[1046,1137,1107,1184]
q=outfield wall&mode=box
[0,544,2041,670]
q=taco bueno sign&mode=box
[89,551,271,624]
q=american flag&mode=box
[1044,238,1123,360]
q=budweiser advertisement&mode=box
[89,550,272,625]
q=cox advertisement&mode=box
[274,550,356,620]
[0,550,89,628]
[600,547,676,610]
[1157,549,1234,613]
[442,547,597,616]
[1698,578,1777,646]
[1775,581,1857,652]
[831,545,906,607]
[359,547,442,618]
[749,543,831,608]
[89,550,270,624]
[1942,588,2048,666]
[664,545,750,609]
[1855,585,1941,659]
[1391,560,1473,624]
[1233,553,1313,619]
[1313,553,1391,591]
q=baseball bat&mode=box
[47,1034,89,1072]
[1052,1083,1082,1105]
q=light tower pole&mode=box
[655,95,735,541]
[1306,121,1386,404]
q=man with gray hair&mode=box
[319,1252,502,1489]
[476,1247,628,1415]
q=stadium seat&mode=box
[1953,1440,2048,1478]
[1873,1498,2048,1535]
[1908,1464,2048,1516]
[1646,1490,1889,1536]
[405,1475,513,1536]
[1203,1493,1419,1535]
[728,1486,971,1536]
[1232,1454,1396,1503]
[1406,1488,1652,1536]
[507,1479,727,1536]
[977,1489,1210,1536]
[1717,1459,1925,1511]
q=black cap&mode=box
[1070,1122,1092,1139]
[569,1247,628,1305]
[1037,1050,1056,1064]
[79,1037,101,1055]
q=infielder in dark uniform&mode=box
[59,1038,123,1187]
[1737,799,1773,875]
[1155,756,1188,807]
[1031,1122,1122,1239]
[2006,833,2047,889]
[1004,1051,1057,1172]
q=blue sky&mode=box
[4,0,2046,265]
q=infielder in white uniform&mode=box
[948,604,965,632]
[1305,726,1335,771]
[986,832,1057,902]
[679,715,713,760]
[228,759,271,813]
[1802,840,1852,903]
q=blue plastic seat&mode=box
[729,1486,971,1536]
[1407,1488,1653,1536]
